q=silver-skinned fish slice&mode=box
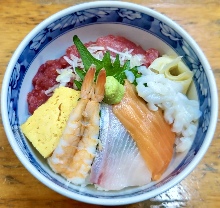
[89,104,152,191]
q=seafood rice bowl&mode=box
[1,1,218,205]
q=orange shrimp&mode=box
[48,67,106,184]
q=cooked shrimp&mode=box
[48,67,106,184]
[47,98,87,174]
[62,68,106,184]
[47,67,95,174]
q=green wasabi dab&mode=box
[103,76,125,105]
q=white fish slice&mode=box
[89,104,152,191]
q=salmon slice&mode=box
[113,80,176,180]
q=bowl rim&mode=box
[1,0,218,205]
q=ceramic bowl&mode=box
[1,1,218,205]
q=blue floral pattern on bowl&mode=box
[6,6,211,199]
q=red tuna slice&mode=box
[66,36,146,58]
[96,35,146,56]
[27,89,49,115]
[27,57,70,114]
[144,48,160,67]
[66,35,159,67]
[66,41,96,58]
[32,57,69,89]
[96,35,159,67]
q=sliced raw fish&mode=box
[113,81,176,180]
[90,104,151,191]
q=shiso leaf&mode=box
[72,35,140,89]
[129,67,142,86]
[74,80,82,90]
[75,67,85,80]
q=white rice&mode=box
[136,66,201,153]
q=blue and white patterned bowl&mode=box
[1,1,218,205]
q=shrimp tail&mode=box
[80,66,96,99]
[94,68,106,102]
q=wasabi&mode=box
[103,76,125,105]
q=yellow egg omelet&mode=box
[21,87,80,158]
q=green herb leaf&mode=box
[73,35,103,72]
[72,35,141,87]
[75,67,85,80]
[74,80,82,90]
[102,52,112,74]
[129,66,141,86]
